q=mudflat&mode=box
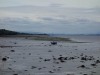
[0,36,100,75]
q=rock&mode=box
[14,42,17,44]
[83,74,88,75]
[24,70,28,71]
[29,53,31,55]
[91,64,97,66]
[81,56,94,61]
[11,50,15,52]
[8,67,12,70]
[51,41,57,45]
[44,59,51,61]
[48,50,52,52]
[54,61,59,64]
[75,49,77,50]
[80,65,85,68]
[39,57,43,59]
[31,66,37,69]
[13,74,18,75]
[96,60,100,63]
[2,58,7,61]
[38,68,42,70]
[81,57,87,61]
[49,71,54,73]
[58,57,66,62]
[69,57,75,60]
[78,65,86,68]
[58,67,62,68]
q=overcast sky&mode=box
[0,0,100,34]
[0,0,100,8]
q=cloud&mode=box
[49,3,63,7]
[0,6,100,34]
[0,0,100,8]
[0,17,100,34]
[0,6,100,22]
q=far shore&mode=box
[0,35,92,43]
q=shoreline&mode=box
[0,36,100,75]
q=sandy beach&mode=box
[0,36,100,75]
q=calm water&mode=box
[53,35,100,42]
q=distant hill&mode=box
[0,29,48,35]
[0,29,20,35]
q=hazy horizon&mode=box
[0,0,100,34]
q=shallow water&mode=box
[54,35,100,42]
[0,36,100,75]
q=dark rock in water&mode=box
[2,58,7,61]
[95,60,100,63]
[14,61,16,62]
[58,57,64,60]
[14,42,17,44]
[49,71,54,73]
[38,68,42,70]
[57,56,76,62]
[64,57,68,60]
[8,67,12,70]
[29,53,31,55]
[31,66,37,69]
[24,70,28,71]
[43,67,46,68]
[59,55,62,56]
[11,50,15,52]
[13,74,18,75]
[44,59,51,61]
[75,49,78,50]
[54,61,59,64]
[58,67,62,68]
[80,65,85,68]
[60,60,65,62]
[39,57,43,59]
[69,57,75,60]
[48,50,52,52]
[6,57,9,59]
[52,56,56,60]
[83,74,88,75]
[91,64,97,66]
[58,57,66,62]
[81,56,94,61]
[81,57,87,61]
[78,65,86,68]
[88,56,94,60]
[51,41,57,45]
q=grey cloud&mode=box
[49,3,63,7]
[0,17,100,34]
[0,6,100,14]
[39,17,70,24]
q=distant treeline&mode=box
[0,29,20,35]
[0,29,48,35]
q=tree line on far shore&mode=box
[0,29,48,35]
[0,29,20,35]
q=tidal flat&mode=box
[0,35,100,75]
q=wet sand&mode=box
[0,36,100,75]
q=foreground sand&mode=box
[0,36,100,75]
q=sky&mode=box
[0,0,100,34]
